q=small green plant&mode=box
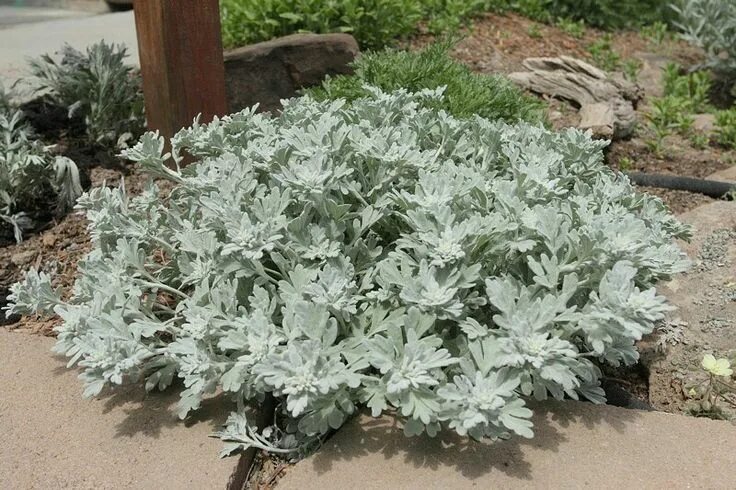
[618,156,633,172]
[0,108,81,242]
[28,41,144,149]
[422,0,500,33]
[689,132,711,149]
[220,0,423,50]
[714,109,736,149]
[687,354,735,419]
[645,124,671,157]
[647,63,716,152]
[623,59,642,82]
[662,63,712,113]
[556,17,586,38]
[647,96,695,133]
[306,41,546,124]
[500,0,669,29]
[527,24,543,39]
[641,21,671,46]
[587,35,622,73]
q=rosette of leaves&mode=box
[28,41,144,149]
[0,107,81,242]
[7,88,689,455]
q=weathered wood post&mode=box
[133,0,228,142]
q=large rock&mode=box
[224,33,359,114]
[278,402,736,489]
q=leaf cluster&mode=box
[646,63,714,153]
[497,0,669,29]
[28,41,144,149]
[305,41,545,124]
[7,88,689,455]
[220,0,502,50]
[0,105,81,241]
[714,109,736,149]
[672,0,736,88]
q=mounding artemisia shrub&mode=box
[28,41,145,149]
[672,0,736,99]
[7,88,689,455]
[305,41,546,124]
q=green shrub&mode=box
[220,0,503,50]
[8,88,689,455]
[641,21,672,47]
[0,108,81,242]
[647,96,695,133]
[662,63,712,113]
[220,0,423,50]
[714,109,736,148]
[500,0,669,29]
[646,63,714,152]
[556,17,586,38]
[28,41,144,149]
[421,0,500,33]
[672,0,736,87]
[587,34,622,73]
[305,42,545,124]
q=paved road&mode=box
[0,8,137,90]
[0,6,92,29]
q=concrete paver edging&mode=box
[278,402,736,489]
[0,329,242,489]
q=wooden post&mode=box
[133,0,228,142]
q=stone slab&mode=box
[278,402,736,489]
[0,329,239,489]
[224,33,358,113]
[708,165,736,184]
[0,10,137,90]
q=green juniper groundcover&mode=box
[8,88,689,455]
[306,41,545,124]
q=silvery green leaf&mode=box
[12,85,690,455]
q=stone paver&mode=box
[279,402,736,489]
[708,165,736,184]
[0,10,137,89]
[0,329,239,489]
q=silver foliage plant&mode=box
[1,106,82,241]
[7,88,690,454]
[672,0,736,85]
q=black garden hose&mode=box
[626,172,735,200]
